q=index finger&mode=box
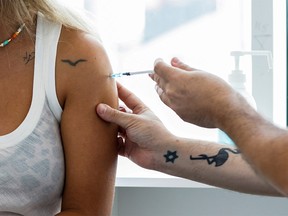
[117,82,148,114]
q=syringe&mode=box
[110,70,154,78]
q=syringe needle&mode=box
[110,70,154,78]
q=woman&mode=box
[0,0,118,215]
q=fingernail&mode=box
[97,103,107,115]
[154,58,163,66]
[119,106,126,112]
[172,57,180,64]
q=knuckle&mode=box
[154,62,162,71]
[155,75,161,84]
[109,109,119,119]
[164,87,173,98]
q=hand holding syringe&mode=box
[110,70,154,78]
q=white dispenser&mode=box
[218,50,273,146]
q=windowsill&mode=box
[116,177,212,188]
[116,157,212,188]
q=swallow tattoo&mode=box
[61,59,87,67]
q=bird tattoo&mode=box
[61,59,87,66]
[190,148,240,167]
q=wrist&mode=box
[215,92,255,130]
[151,135,185,173]
[218,99,266,147]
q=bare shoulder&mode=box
[56,26,115,107]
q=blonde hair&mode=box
[0,0,97,35]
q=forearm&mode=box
[152,136,281,196]
[220,102,288,195]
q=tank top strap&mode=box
[37,12,63,122]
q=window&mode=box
[83,0,253,141]
[59,0,286,187]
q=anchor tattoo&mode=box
[190,148,240,167]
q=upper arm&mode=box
[56,30,118,215]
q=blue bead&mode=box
[3,40,9,46]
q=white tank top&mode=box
[0,14,64,215]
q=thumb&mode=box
[96,103,131,129]
[171,57,194,71]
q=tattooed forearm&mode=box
[190,148,240,167]
[164,150,179,163]
[23,51,35,64]
[163,148,240,166]
[61,59,87,66]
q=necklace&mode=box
[0,23,26,48]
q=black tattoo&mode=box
[61,59,87,66]
[23,51,35,64]
[190,148,240,167]
[164,150,179,163]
